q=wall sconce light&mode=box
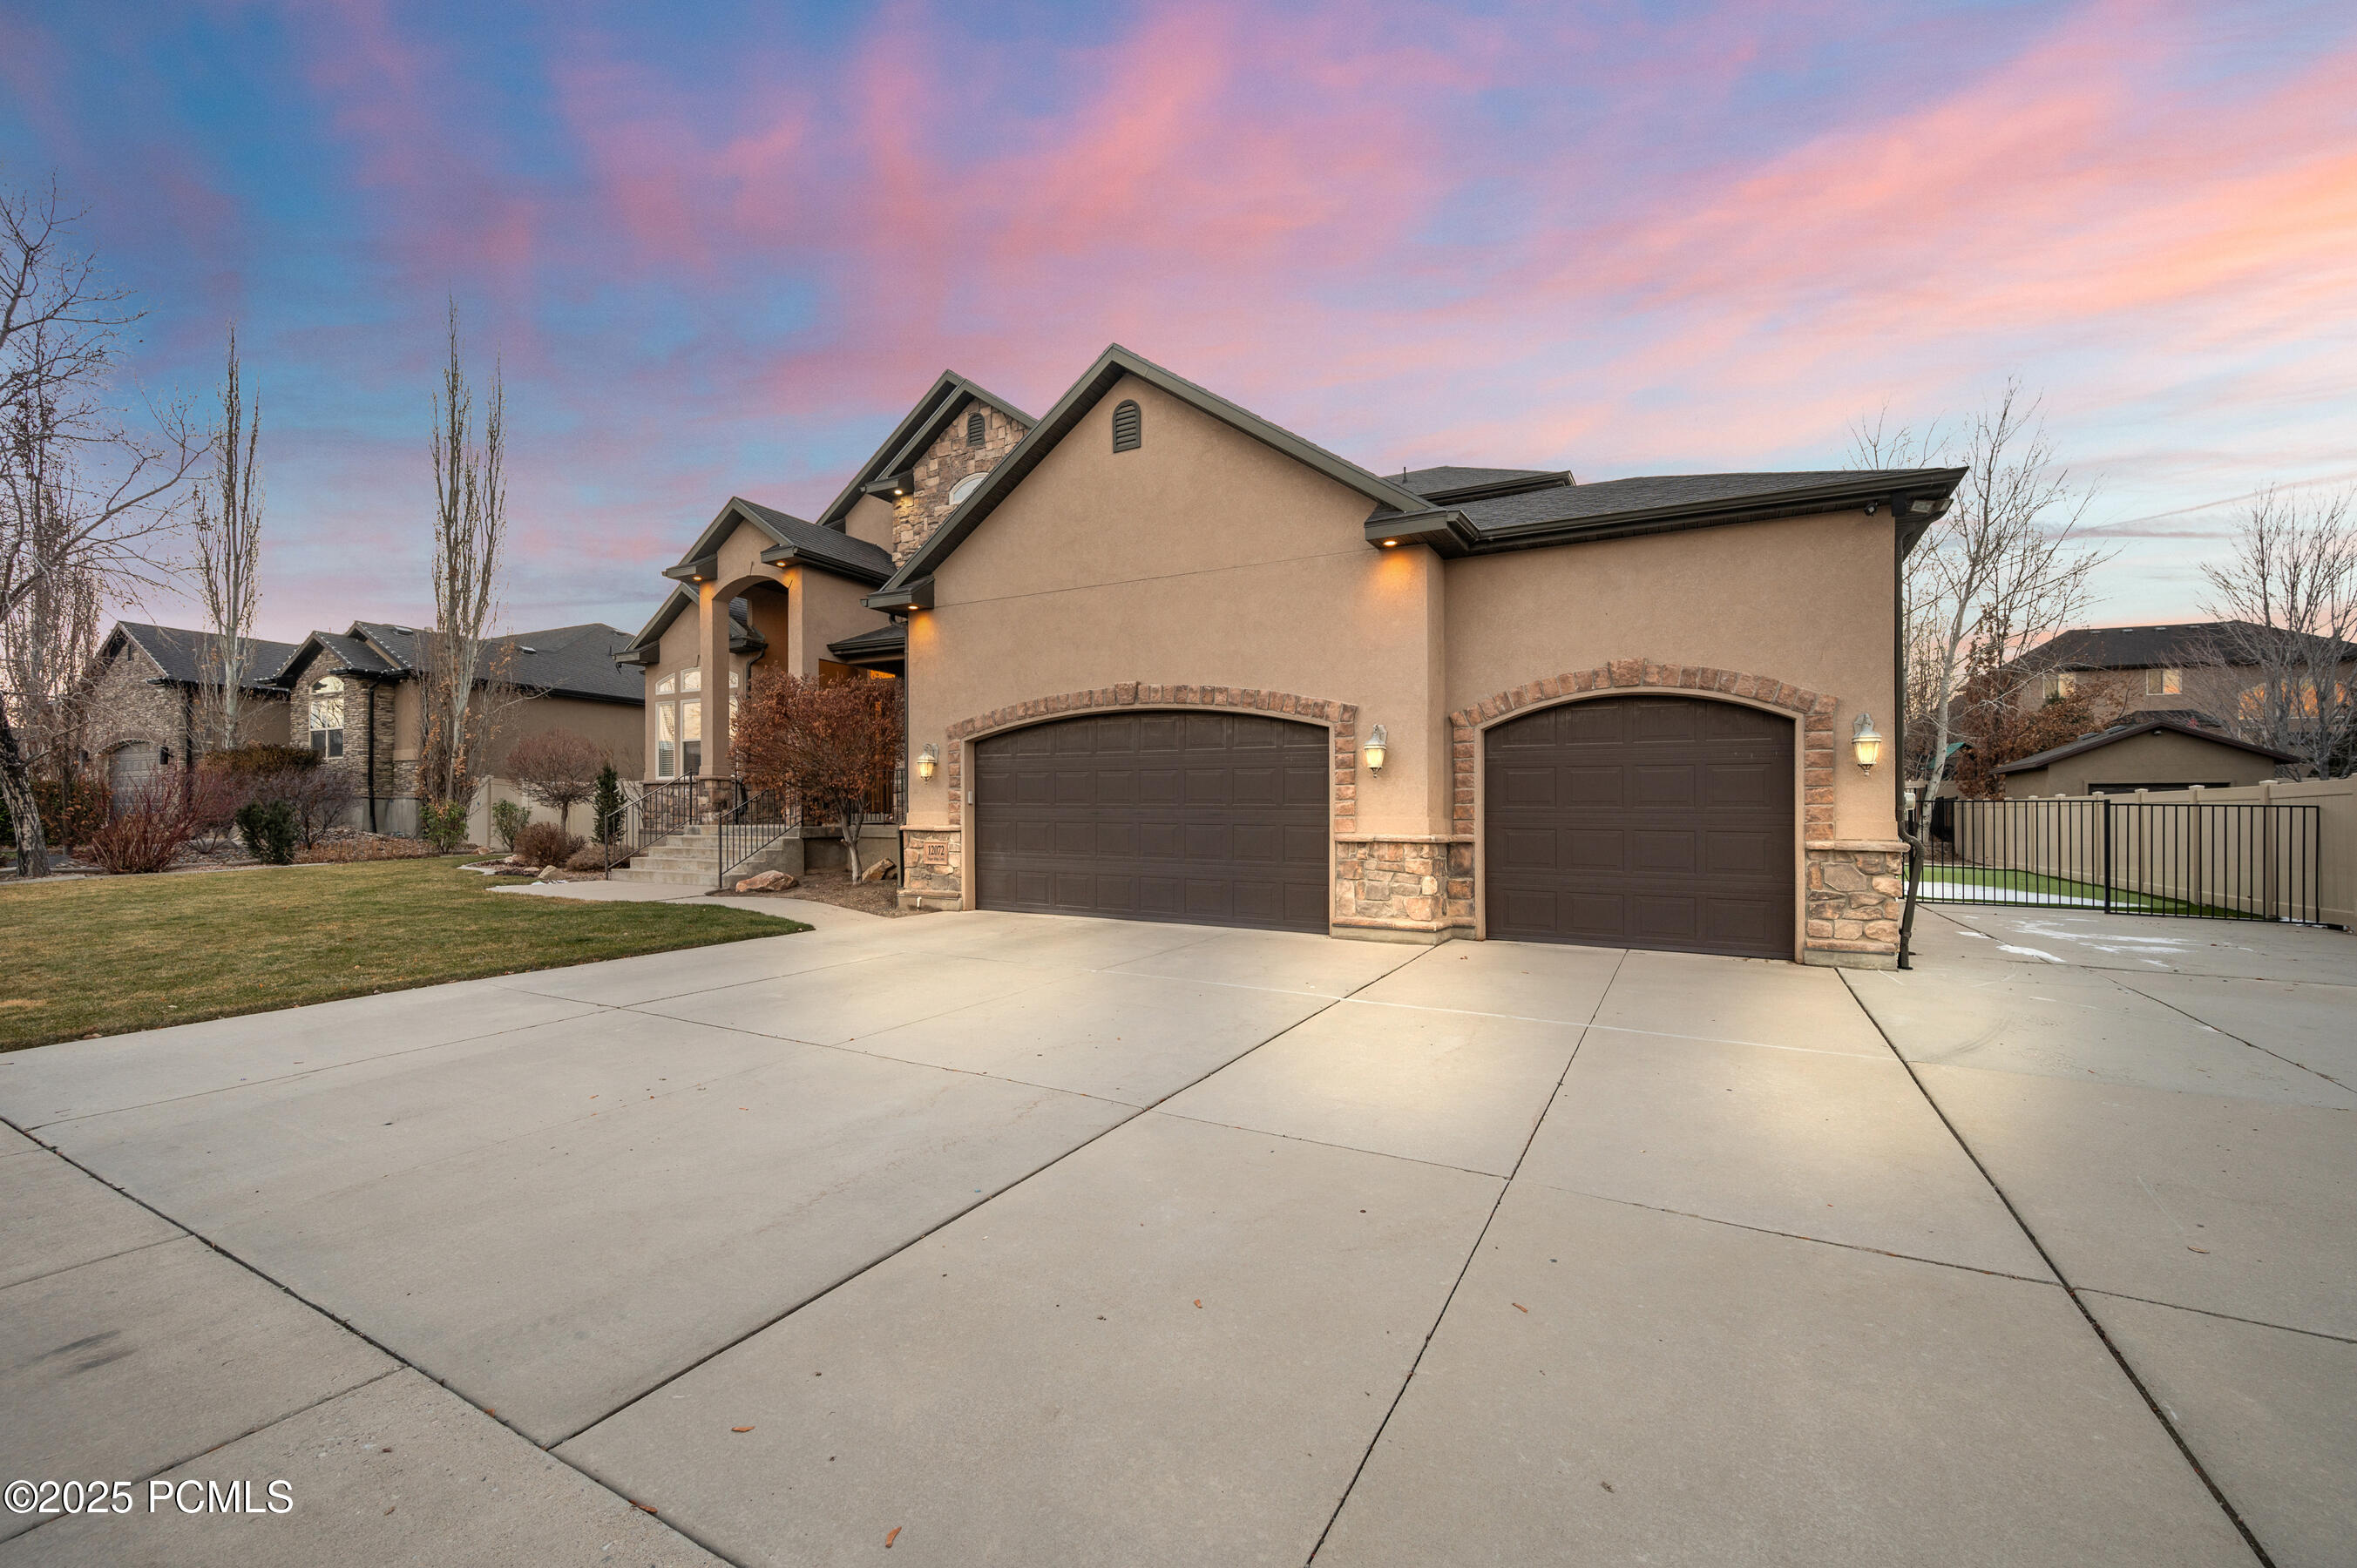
[1364,724,1388,774]
[1852,712,1883,773]
[916,744,938,781]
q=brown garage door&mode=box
[975,712,1330,932]
[1485,695,1793,958]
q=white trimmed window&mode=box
[309,676,346,758]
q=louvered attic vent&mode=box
[1111,399,1141,452]
[965,410,985,447]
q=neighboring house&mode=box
[1995,719,2299,797]
[85,624,300,808]
[274,620,644,835]
[2013,621,2355,733]
[626,344,1965,969]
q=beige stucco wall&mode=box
[642,609,755,781]
[904,371,1448,839]
[2001,729,2283,797]
[1442,509,1901,846]
[843,494,897,558]
[489,694,643,781]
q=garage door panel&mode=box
[1487,695,1791,959]
[977,713,1329,932]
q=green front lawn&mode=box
[0,858,805,1051]
[1916,864,2247,917]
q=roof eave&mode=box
[755,543,893,586]
[1364,509,1479,558]
[1448,470,1968,558]
[863,578,933,612]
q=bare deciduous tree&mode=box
[503,727,606,835]
[2198,487,2357,778]
[193,323,263,754]
[418,301,506,805]
[1853,382,2111,953]
[2,175,203,876]
[734,672,902,880]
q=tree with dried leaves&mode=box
[2,175,205,876]
[1853,381,2111,953]
[733,672,902,880]
[193,324,263,754]
[504,727,606,836]
[418,301,506,806]
[2198,487,2357,779]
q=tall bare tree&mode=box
[1854,382,2110,954]
[417,301,506,805]
[2198,486,2357,777]
[193,324,263,754]
[1,175,203,875]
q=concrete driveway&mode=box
[2,897,2348,1566]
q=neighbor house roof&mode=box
[664,497,897,588]
[105,622,301,689]
[867,345,1969,608]
[1994,718,2299,775]
[281,621,642,703]
[812,372,1036,533]
[2016,621,2357,672]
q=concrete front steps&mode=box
[606,824,798,888]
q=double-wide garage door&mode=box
[1485,695,1795,958]
[974,712,1331,932]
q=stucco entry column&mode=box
[696,580,733,794]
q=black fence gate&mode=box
[1912,797,2323,923]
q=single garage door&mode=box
[974,711,1330,932]
[1485,695,1793,958]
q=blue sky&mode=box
[3,0,2353,641]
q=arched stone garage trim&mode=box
[1448,660,1903,966]
[900,684,1359,911]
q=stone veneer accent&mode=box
[1451,660,1900,966]
[1334,835,1474,937]
[902,685,1359,911]
[1802,840,1907,966]
[891,403,1028,566]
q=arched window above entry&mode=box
[1111,400,1141,453]
[965,409,985,447]
[310,676,346,759]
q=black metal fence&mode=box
[716,787,796,887]
[1913,796,2322,923]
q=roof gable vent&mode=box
[1111,399,1141,453]
[965,409,985,447]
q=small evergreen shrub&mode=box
[591,764,624,846]
[417,800,471,854]
[235,800,298,864]
[490,798,530,852]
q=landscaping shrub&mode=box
[490,798,529,851]
[564,842,612,872]
[418,800,471,854]
[200,744,351,848]
[0,772,111,854]
[235,800,298,864]
[505,729,606,836]
[204,744,319,781]
[511,822,582,868]
[85,777,212,874]
[591,764,624,846]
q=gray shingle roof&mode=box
[1395,466,1569,499]
[1995,718,2298,774]
[826,621,907,659]
[2018,622,2357,672]
[113,623,301,688]
[345,621,641,702]
[735,498,896,581]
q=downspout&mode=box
[366,680,378,834]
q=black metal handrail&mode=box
[1914,795,2323,923]
[715,788,796,889]
[600,778,723,873]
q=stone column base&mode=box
[1333,835,1474,937]
[900,826,963,906]
[1803,840,1907,967]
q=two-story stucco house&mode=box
[624,346,1964,967]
